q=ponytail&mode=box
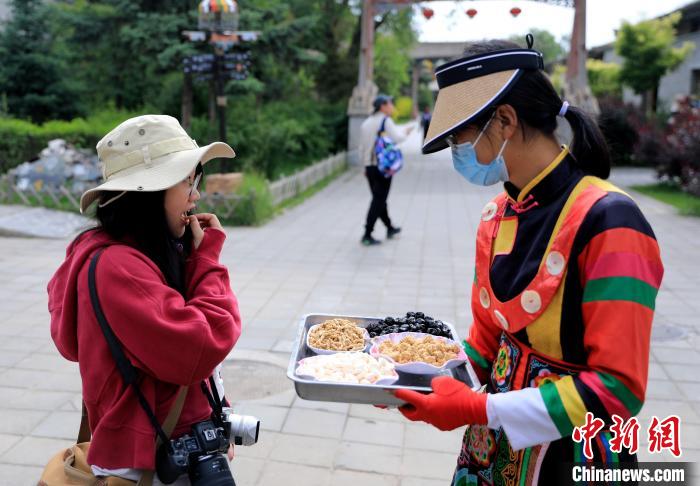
[564,106,611,179]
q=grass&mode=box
[630,182,700,217]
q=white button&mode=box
[479,287,490,308]
[521,290,542,314]
[546,251,566,276]
[481,202,498,221]
[494,310,509,330]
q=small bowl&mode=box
[369,332,467,375]
[295,354,399,385]
[306,323,370,355]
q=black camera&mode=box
[156,420,234,486]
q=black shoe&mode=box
[387,227,401,239]
[361,235,381,246]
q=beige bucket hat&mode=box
[423,45,544,154]
[80,114,236,213]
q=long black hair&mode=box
[463,40,611,179]
[91,190,192,297]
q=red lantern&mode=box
[422,7,434,20]
[510,7,522,17]
[466,8,477,18]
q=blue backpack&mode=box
[374,117,404,177]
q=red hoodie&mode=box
[48,227,241,470]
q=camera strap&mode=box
[200,376,224,426]
[88,249,188,450]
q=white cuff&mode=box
[486,394,502,430]
[486,388,563,451]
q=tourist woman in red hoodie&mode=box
[48,115,242,484]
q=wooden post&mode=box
[566,0,586,90]
[358,0,375,89]
[208,78,217,126]
[564,0,599,114]
[181,71,193,131]
[411,61,420,117]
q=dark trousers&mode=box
[364,165,392,237]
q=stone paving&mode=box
[0,132,698,485]
[0,205,90,239]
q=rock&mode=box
[9,138,102,191]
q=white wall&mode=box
[595,32,699,110]
[658,30,700,106]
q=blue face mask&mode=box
[449,117,509,186]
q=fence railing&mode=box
[268,152,347,205]
[0,173,247,219]
[0,174,85,213]
[0,151,348,218]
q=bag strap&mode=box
[77,402,91,444]
[137,386,188,486]
[377,116,388,137]
[88,249,174,447]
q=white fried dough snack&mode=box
[296,352,395,384]
[308,318,366,351]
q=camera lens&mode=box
[230,415,260,446]
[223,409,260,446]
[190,453,235,486]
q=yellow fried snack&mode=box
[308,318,366,351]
[378,335,460,366]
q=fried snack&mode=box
[378,335,460,366]
[308,318,366,351]
[296,352,396,384]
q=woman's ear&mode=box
[495,104,518,141]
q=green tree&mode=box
[615,12,694,114]
[312,0,358,102]
[0,0,83,122]
[587,59,622,98]
[548,64,567,95]
[509,28,567,66]
[374,33,410,96]
[373,8,417,97]
[52,0,195,111]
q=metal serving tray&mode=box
[287,313,481,407]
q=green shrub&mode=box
[224,98,335,180]
[597,97,640,166]
[230,172,274,225]
[393,96,413,123]
[198,172,274,226]
[587,59,622,98]
[0,108,146,174]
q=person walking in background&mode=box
[359,94,413,246]
[420,104,432,141]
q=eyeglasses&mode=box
[188,172,202,199]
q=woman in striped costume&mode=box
[394,38,663,485]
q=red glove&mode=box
[394,376,488,431]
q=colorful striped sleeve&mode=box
[487,194,663,450]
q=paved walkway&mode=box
[0,132,698,485]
